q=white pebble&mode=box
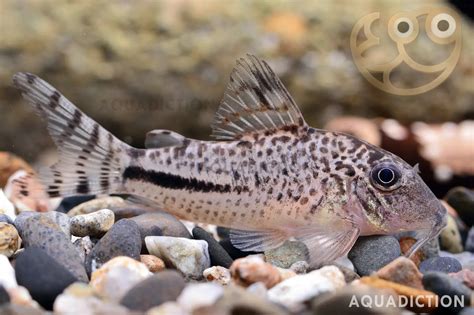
[177,283,223,312]
[0,254,17,289]
[268,265,345,311]
[146,236,210,279]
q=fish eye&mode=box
[370,163,401,191]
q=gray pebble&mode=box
[264,240,309,269]
[120,270,185,311]
[348,236,401,276]
[14,213,88,282]
[130,211,191,240]
[0,214,13,225]
[42,211,71,238]
[73,236,95,263]
[85,219,141,274]
[423,272,471,313]
[419,256,462,273]
[289,261,309,274]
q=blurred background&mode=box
[0,0,473,195]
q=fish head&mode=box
[354,146,447,241]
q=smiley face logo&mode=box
[350,7,462,96]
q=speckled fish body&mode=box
[12,55,447,266]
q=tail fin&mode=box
[12,72,132,198]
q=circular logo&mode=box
[350,7,462,96]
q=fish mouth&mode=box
[405,202,447,258]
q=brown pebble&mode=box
[399,237,423,266]
[140,255,165,273]
[229,255,281,288]
[0,222,21,257]
[376,257,424,289]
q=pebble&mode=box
[15,247,78,310]
[0,189,16,220]
[0,285,9,305]
[444,251,474,270]
[268,265,345,311]
[213,285,287,315]
[264,240,309,269]
[0,214,13,225]
[203,266,231,285]
[0,222,21,257]
[423,271,471,313]
[72,236,94,263]
[289,260,309,274]
[446,187,474,226]
[440,214,463,253]
[14,213,88,281]
[230,255,281,288]
[246,282,268,299]
[376,257,424,289]
[67,196,126,216]
[146,236,210,279]
[90,256,151,302]
[0,304,45,315]
[12,211,36,232]
[70,209,115,237]
[120,270,185,312]
[460,308,474,315]
[42,211,71,238]
[359,276,437,313]
[419,256,462,273]
[334,255,355,271]
[54,282,129,315]
[398,237,422,267]
[130,212,191,240]
[140,255,166,272]
[86,219,142,274]
[0,255,17,289]
[7,285,40,309]
[147,302,187,315]
[219,238,261,259]
[176,282,223,313]
[420,237,441,260]
[110,206,149,221]
[449,269,474,289]
[465,227,474,252]
[192,226,233,268]
[335,264,360,283]
[348,236,401,276]
[55,195,95,214]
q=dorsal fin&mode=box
[145,129,186,149]
[211,54,307,140]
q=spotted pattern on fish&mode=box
[12,54,447,267]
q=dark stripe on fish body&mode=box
[123,166,232,193]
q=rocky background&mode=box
[0,0,473,161]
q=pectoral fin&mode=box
[229,228,288,252]
[296,226,360,267]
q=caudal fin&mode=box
[12,72,133,198]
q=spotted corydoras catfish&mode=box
[12,55,447,266]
